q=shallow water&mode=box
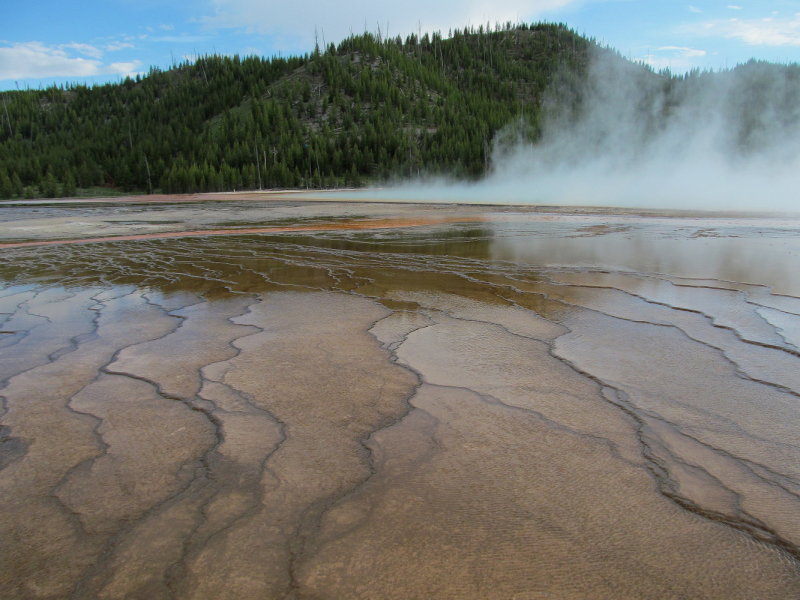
[1,198,800,599]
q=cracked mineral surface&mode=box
[1,194,800,599]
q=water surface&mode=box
[1,197,800,599]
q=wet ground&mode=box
[2,193,800,599]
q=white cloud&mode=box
[692,15,800,46]
[60,43,103,59]
[642,45,707,71]
[151,35,211,43]
[727,5,742,9]
[160,24,175,30]
[0,42,141,81]
[107,62,142,77]
[106,42,135,52]
[689,6,702,13]
[200,0,585,45]
[657,45,707,57]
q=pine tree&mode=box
[64,171,77,197]
[0,172,12,199]
[44,172,58,198]
[11,173,23,197]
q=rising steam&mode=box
[374,49,800,212]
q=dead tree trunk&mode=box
[3,96,13,138]
[254,134,262,190]
[143,154,153,195]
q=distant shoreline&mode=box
[2,190,799,219]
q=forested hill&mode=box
[0,22,606,197]
[1,22,794,198]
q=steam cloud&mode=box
[376,49,800,212]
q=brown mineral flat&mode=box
[1,201,800,599]
[0,216,485,249]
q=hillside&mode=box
[0,22,599,197]
[0,22,798,198]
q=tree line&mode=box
[0,22,598,197]
[2,21,796,198]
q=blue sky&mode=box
[3,0,800,90]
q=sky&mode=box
[3,0,800,90]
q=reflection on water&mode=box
[273,226,496,260]
[2,200,799,296]
[2,204,800,599]
[484,215,800,296]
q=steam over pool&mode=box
[360,52,800,212]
